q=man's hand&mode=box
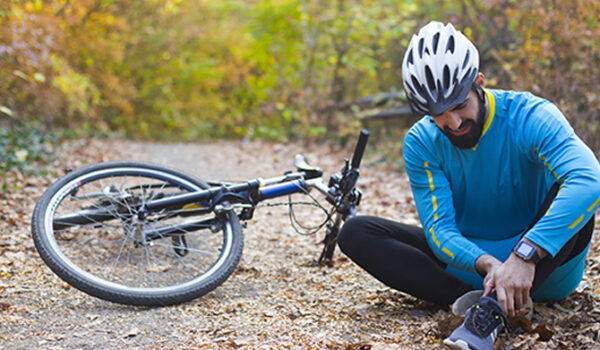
[483,254,535,317]
[475,254,501,296]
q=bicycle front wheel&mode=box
[31,161,243,306]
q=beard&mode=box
[441,114,484,149]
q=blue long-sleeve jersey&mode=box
[403,89,600,300]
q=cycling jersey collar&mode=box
[471,89,496,151]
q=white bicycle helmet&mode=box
[402,21,479,116]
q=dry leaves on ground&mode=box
[0,138,599,349]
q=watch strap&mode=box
[513,240,542,264]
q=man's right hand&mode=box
[476,253,536,317]
[475,254,501,275]
[475,254,502,296]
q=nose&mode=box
[437,111,463,131]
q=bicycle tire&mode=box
[31,161,243,306]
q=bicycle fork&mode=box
[317,214,343,266]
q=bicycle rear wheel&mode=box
[31,161,243,306]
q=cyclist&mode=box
[337,21,600,349]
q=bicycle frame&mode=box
[141,129,370,264]
[135,163,346,264]
[142,171,329,214]
[53,130,370,265]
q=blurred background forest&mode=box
[1,0,599,174]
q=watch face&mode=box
[516,242,534,257]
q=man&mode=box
[337,21,600,349]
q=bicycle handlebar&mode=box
[350,129,370,169]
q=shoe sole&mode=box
[443,338,471,350]
[451,290,484,316]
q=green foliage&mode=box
[0,124,58,188]
[0,0,422,142]
[0,0,598,153]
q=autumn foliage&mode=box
[0,0,598,149]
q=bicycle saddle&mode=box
[294,154,323,179]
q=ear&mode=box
[475,72,486,87]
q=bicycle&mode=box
[30,130,370,306]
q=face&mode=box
[432,88,485,149]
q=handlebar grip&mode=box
[350,129,370,169]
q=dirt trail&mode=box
[0,138,599,349]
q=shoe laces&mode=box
[467,302,510,338]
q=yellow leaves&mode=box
[24,0,44,12]
[463,26,473,40]
[164,0,181,14]
[13,70,29,81]
[50,55,101,118]
[0,106,13,117]
[33,72,46,83]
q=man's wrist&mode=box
[512,238,547,264]
[475,254,498,277]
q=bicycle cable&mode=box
[209,178,337,236]
[255,187,335,236]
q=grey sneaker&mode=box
[518,297,534,321]
[452,290,533,320]
[443,296,509,350]
[451,290,484,316]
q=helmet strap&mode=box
[472,83,487,123]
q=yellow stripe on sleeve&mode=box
[429,227,440,247]
[432,195,437,211]
[426,170,435,191]
[424,162,435,191]
[568,214,584,229]
[587,196,600,212]
[442,248,455,258]
[535,151,563,182]
[429,226,454,259]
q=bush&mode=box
[0,123,58,190]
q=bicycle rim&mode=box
[34,163,243,305]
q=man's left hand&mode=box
[489,254,535,317]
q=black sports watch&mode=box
[512,240,542,264]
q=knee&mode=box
[337,216,369,255]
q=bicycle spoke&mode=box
[107,226,133,282]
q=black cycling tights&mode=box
[337,184,594,306]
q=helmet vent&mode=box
[411,76,425,95]
[425,66,436,92]
[462,50,471,69]
[407,49,414,64]
[446,35,455,53]
[432,33,440,54]
[443,65,450,90]
[418,38,425,57]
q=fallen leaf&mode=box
[532,323,554,342]
[509,314,533,332]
